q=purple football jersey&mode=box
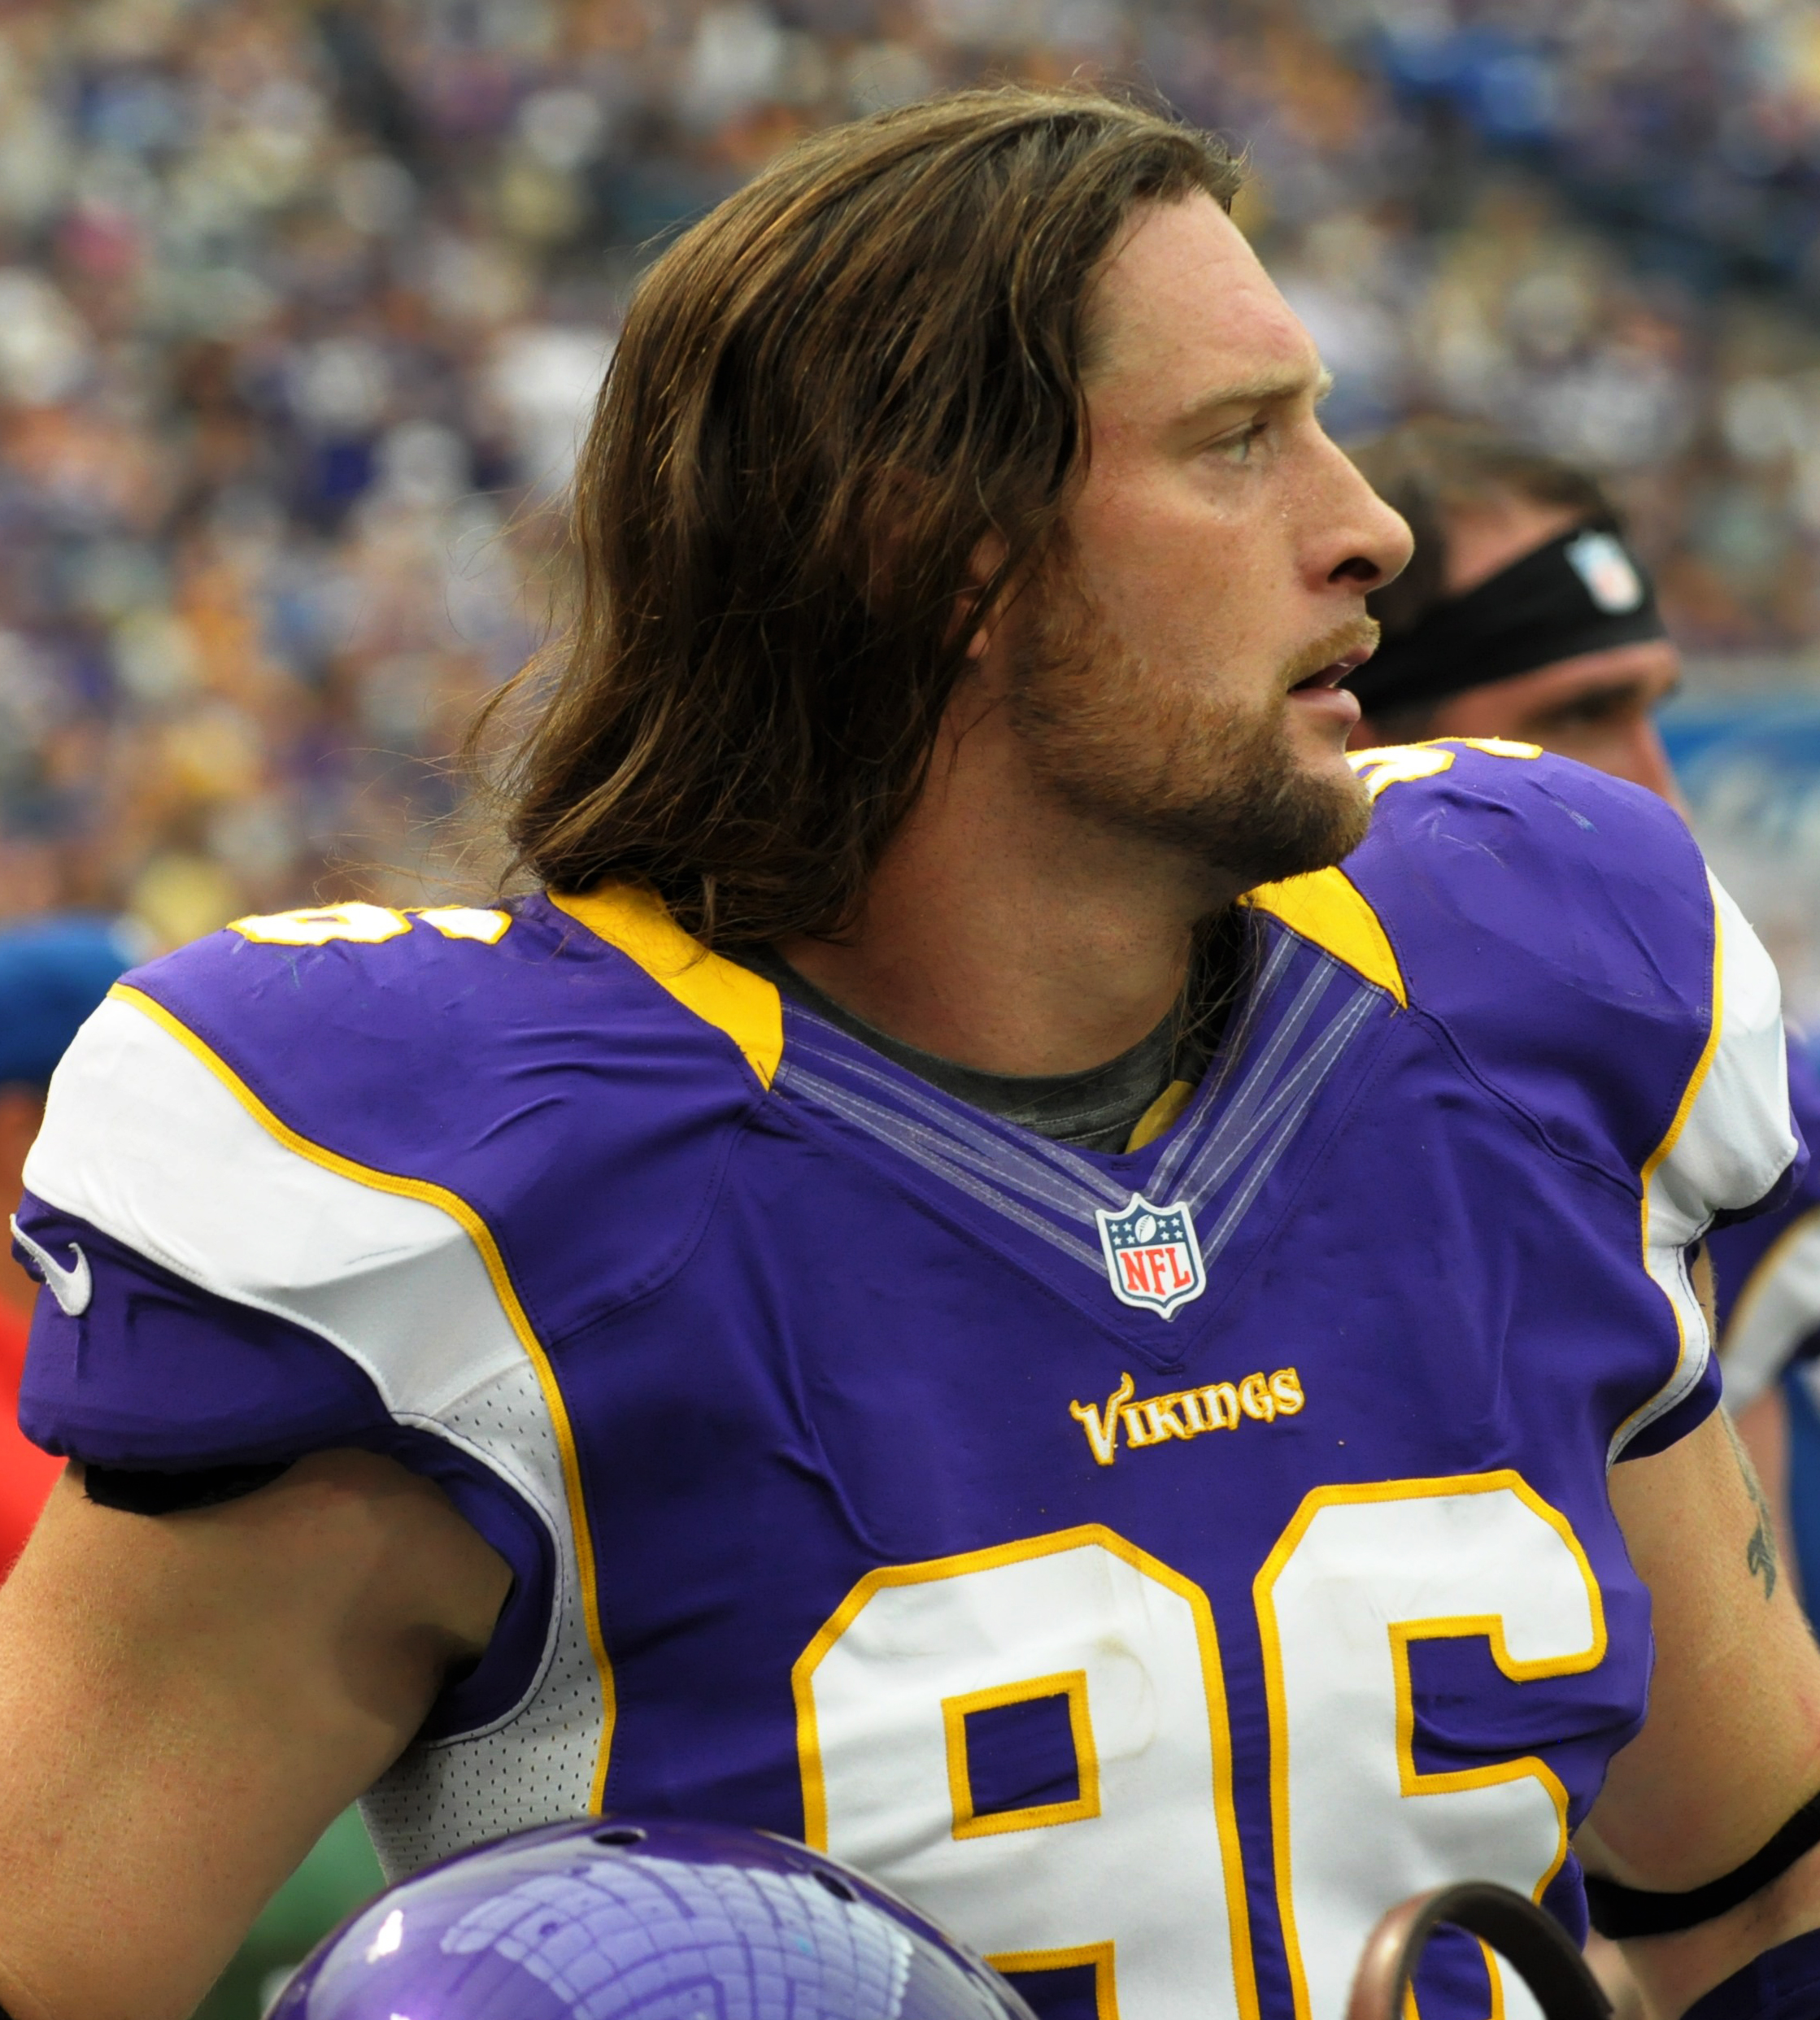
[11,742,1804,2020]
[1710,1045,1820,1409]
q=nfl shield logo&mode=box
[1565,529,1645,613]
[1095,1193,1207,1320]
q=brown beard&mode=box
[1008,557,1374,890]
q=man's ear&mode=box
[956,530,1011,661]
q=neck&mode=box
[779,695,1243,1077]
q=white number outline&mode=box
[228,902,511,946]
[1347,736,1541,801]
[792,1523,1261,2020]
[795,1478,1607,2020]
[1253,1473,1607,2020]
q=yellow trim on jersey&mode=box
[1252,1472,1605,2020]
[1248,738,1537,1007]
[987,1944,1119,2020]
[1479,1937,1506,2020]
[1348,736,1542,781]
[1613,890,1726,1456]
[792,1523,1259,2020]
[942,1668,1101,1839]
[1124,1077,1195,1153]
[107,982,621,1808]
[549,885,783,1091]
[1241,868,1407,1008]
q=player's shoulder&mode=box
[28,886,780,1298]
[1343,735,1713,1012]
[1249,738,1779,1190]
[128,884,773,1100]
[1258,737,1713,1021]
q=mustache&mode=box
[1282,617,1381,690]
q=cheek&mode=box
[1567,721,1659,787]
[1072,490,1266,653]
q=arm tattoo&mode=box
[1722,1409,1779,1600]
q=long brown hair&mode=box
[477,85,1243,946]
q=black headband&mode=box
[1348,525,1668,714]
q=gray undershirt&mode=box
[734,943,1197,1153]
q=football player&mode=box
[1344,417,1820,1597]
[3,89,1820,2020]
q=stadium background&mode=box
[6,0,1820,2010]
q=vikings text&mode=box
[1068,1367,1305,1467]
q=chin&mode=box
[1131,751,1371,891]
[1233,758,1373,887]
[1284,701,1364,765]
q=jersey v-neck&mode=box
[729,944,1182,1152]
[543,883,1400,1341]
[729,924,1243,1155]
[759,915,1398,1349]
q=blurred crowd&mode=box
[9,0,1820,942]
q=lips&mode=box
[1289,646,1374,694]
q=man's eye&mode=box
[1213,419,1269,465]
[1535,688,1636,733]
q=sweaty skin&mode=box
[2,196,1819,2020]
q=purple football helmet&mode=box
[268,1816,1040,2020]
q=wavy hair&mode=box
[476,86,1243,945]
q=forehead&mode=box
[1442,494,1584,598]
[1083,193,1320,416]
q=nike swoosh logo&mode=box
[9,1217,92,1317]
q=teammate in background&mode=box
[6,89,1820,2020]
[0,918,133,1573]
[1344,417,1820,1593]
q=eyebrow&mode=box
[1172,365,1335,432]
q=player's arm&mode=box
[1578,1405,1820,2017]
[0,1450,510,2020]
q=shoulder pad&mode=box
[1254,738,1800,1460]
[1251,740,1796,1204]
[24,890,780,1340]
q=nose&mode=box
[1313,438,1415,591]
